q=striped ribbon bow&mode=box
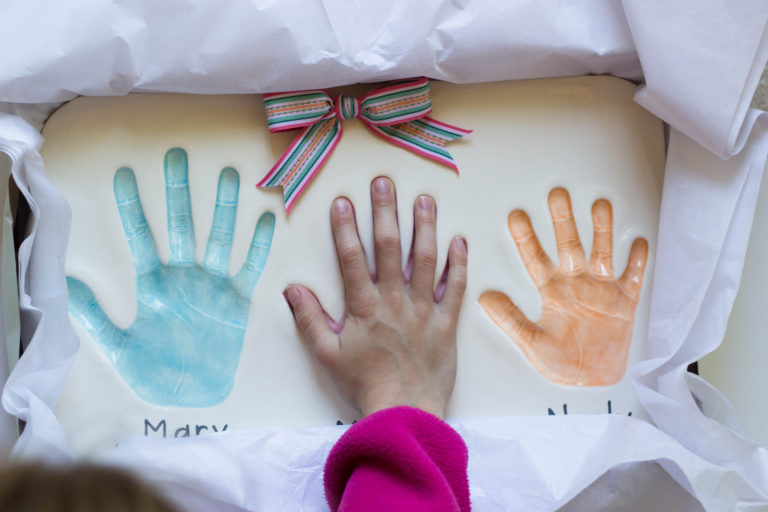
[258,77,471,212]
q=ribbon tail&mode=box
[257,117,343,212]
[365,117,471,172]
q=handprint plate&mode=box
[43,81,664,455]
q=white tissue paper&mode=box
[1,0,768,510]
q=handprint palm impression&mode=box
[43,77,664,456]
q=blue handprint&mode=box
[66,148,275,407]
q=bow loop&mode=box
[359,78,432,126]
[258,78,471,212]
[263,90,334,132]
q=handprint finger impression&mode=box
[479,187,648,386]
[589,199,614,278]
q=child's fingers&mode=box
[410,195,438,303]
[371,177,403,291]
[438,236,467,316]
[330,197,375,314]
[284,285,338,362]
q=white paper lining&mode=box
[1,0,767,509]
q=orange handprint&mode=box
[479,188,648,386]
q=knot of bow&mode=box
[336,94,361,120]
[257,77,471,212]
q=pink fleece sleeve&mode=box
[324,406,471,512]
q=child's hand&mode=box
[284,177,467,419]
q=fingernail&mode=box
[283,286,300,310]
[333,198,349,213]
[455,236,467,253]
[418,195,433,211]
[374,177,390,194]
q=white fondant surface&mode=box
[42,77,664,456]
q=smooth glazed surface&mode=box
[479,189,649,386]
[42,77,665,456]
[66,151,275,407]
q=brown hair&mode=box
[0,462,178,512]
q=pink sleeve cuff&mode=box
[324,406,470,512]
